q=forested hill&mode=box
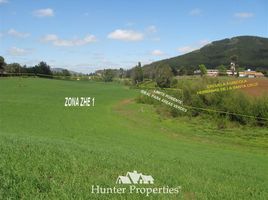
[144,36,268,70]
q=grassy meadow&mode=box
[0,77,268,199]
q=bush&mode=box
[136,76,268,127]
[136,94,157,105]
[252,96,268,126]
[216,117,229,130]
[155,64,173,88]
[102,69,115,82]
[170,78,178,88]
[123,79,132,86]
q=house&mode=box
[239,69,264,78]
[116,170,154,184]
[194,69,219,76]
[207,69,219,77]
[194,68,264,78]
[254,72,265,78]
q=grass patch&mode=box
[0,78,267,199]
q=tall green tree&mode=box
[155,64,173,88]
[199,64,207,77]
[34,61,52,75]
[62,69,71,76]
[131,62,143,85]
[0,56,6,72]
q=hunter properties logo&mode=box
[91,170,181,197]
[116,170,154,184]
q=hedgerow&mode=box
[136,77,268,127]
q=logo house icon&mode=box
[116,170,154,184]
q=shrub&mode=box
[155,64,173,88]
[136,77,268,127]
[216,117,229,130]
[252,96,268,127]
[170,78,178,88]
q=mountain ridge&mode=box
[144,36,268,71]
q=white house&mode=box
[207,69,219,77]
[116,170,154,184]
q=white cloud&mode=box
[33,8,54,17]
[177,39,210,54]
[234,12,254,18]
[41,34,97,47]
[151,49,164,56]
[7,29,30,38]
[107,29,144,41]
[189,8,202,16]
[0,0,8,4]
[8,47,32,56]
[146,25,157,33]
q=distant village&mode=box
[194,62,264,78]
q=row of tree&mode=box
[0,56,53,75]
[100,62,175,88]
[0,56,72,77]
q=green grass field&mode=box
[0,78,267,199]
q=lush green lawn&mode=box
[0,78,267,199]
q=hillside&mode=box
[144,36,268,70]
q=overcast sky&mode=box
[0,0,267,73]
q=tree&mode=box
[178,66,187,76]
[199,64,207,77]
[131,62,143,85]
[125,69,132,78]
[34,61,52,75]
[118,68,124,79]
[62,69,71,76]
[217,65,227,76]
[0,56,6,72]
[102,69,114,82]
[4,63,22,73]
[171,66,178,76]
[235,66,244,77]
[155,64,173,88]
